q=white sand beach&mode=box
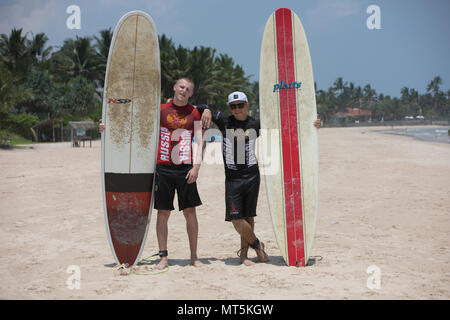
[0,126,449,299]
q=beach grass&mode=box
[0,131,33,148]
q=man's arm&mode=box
[186,119,205,184]
[197,104,229,130]
[196,104,212,129]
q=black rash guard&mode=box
[198,105,260,178]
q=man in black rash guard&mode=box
[199,91,321,266]
[199,91,270,266]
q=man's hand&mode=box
[313,116,321,129]
[99,119,106,133]
[201,109,212,129]
[185,165,200,184]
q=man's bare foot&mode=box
[238,247,255,266]
[241,258,256,266]
[191,259,204,267]
[255,242,269,263]
[156,257,169,270]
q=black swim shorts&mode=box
[154,164,202,211]
[225,169,260,221]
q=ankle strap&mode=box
[249,239,260,250]
[158,250,168,257]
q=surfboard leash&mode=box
[114,252,170,276]
[133,251,170,275]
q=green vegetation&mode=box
[0,28,258,146]
[316,76,449,124]
[158,34,257,110]
[0,28,104,145]
[1,27,449,147]
[0,130,33,148]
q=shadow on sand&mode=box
[104,254,322,268]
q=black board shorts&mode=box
[154,164,202,211]
[225,169,260,221]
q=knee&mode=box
[157,210,171,222]
[183,207,195,214]
[183,207,197,219]
[245,217,255,225]
[232,219,245,233]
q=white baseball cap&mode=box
[228,91,248,104]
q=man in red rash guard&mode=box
[100,78,207,269]
[154,77,205,269]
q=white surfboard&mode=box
[101,11,160,266]
[259,8,319,267]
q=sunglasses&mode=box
[229,103,246,110]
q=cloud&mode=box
[0,0,177,34]
[0,0,63,36]
[96,0,176,19]
[306,0,361,27]
[93,0,185,35]
[0,0,183,45]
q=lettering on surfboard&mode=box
[108,98,132,104]
[273,80,302,92]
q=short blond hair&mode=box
[176,77,195,89]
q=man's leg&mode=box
[237,217,255,266]
[232,218,269,263]
[183,207,203,266]
[156,210,171,269]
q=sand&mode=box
[0,126,449,300]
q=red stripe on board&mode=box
[106,191,152,265]
[275,8,305,267]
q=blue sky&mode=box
[1,0,449,97]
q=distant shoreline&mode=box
[322,120,448,128]
[378,126,450,144]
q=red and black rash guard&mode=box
[157,101,201,165]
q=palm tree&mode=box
[247,81,259,117]
[409,88,420,116]
[53,36,100,84]
[427,76,443,119]
[400,87,421,117]
[0,28,31,79]
[363,84,377,108]
[427,76,442,97]
[29,32,52,64]
[0,62,34,123]
[207,54,250,110]
[333,77,344,94]
[159,35,192,100]
[343,81,354,109]
[158,34,253,109]
[186,46,216,105]
[94,28,112,87]
[353,86,363,109]
[159,35,176,100]
[332,77,348,111]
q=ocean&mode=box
[382,127,450,144]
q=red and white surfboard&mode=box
[259,8,319,267]
[101,11,160,266]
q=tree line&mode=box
[316,76,449,123]
[1,27,449,144]
[0,28,258,144]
